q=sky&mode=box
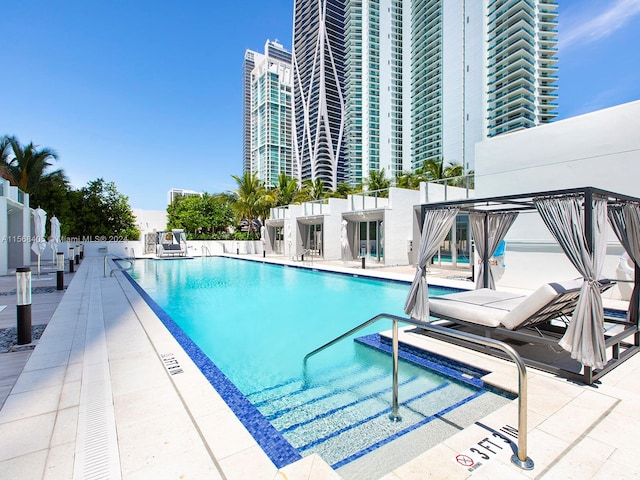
[2,0,639,211]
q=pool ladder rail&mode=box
[103,253,135,277]
[304,313,534,471]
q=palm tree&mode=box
[275,173,304,206]
[423,157,444,181]
[364,169,390,197]
[325,182,354,198]
[303,178,325,201]
[231,172,265,238]
[3,137,66,200]
[0,135,14,181]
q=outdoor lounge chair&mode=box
[420,278,640,384]
[428,278,606,331]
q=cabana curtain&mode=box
[404,208,459,322]
[607,202,640,324]
[534,194,608,369]
[470,211,519,289]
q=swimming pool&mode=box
[126,257,513,477]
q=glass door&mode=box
[307,224,323,257]
[357,220,383,262]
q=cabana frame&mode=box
[416,186,640,384]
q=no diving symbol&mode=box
[456,454,474,467]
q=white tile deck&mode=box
[0,254,638,479]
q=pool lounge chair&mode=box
[157,242,186,257]
[422,279,639,384]
[428,279,594,332]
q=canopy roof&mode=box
[419,186,640,215]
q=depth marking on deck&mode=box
[161,352,184,375]
[453,423,518,473]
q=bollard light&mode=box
[56,252,65,290]
[361,256,366,269]
[79,244,84,259]
[16,267,32,345]
[69,247,75,273]
[75,245,80,265]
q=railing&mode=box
[104,254,134,277]
[292,248,314,264]
[304,313,534,470]
[350,189,390,211]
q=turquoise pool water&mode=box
[127,257,513,475]
[131,257,413,392]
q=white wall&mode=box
[133,209,167,234]
[475,100,640,199]
[384,188,421,265]
[474,100,640,295]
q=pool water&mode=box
[127,257,513,475]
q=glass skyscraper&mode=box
[243,40,293,188]
[291,0,558,187]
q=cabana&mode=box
[156,229,188,257]
[405,186,640,384]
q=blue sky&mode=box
[2,0,639,211]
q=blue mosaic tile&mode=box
[121,270,302,468]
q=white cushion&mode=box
[429,289,526,328]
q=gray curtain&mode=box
[404,208,459,322]
[534,194,608,369]
[470,211,519,289]
[607,202,640,324]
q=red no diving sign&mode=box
[454,424,518,473]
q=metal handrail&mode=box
[304,313,534,470]
[103,254,134,277]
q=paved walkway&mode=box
[0,255,638,479]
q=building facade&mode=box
[167,188,203,205]
[292,0,347,191]
[243,40,293,188]
[292,0,558,186]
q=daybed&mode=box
[404,186,640,385]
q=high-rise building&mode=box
[243,40,293,188]
[292,0,347,191]
[167,188,203,205]
[292,0,558,186]
[242,50,260,175]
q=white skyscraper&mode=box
[243,40,293,187]
[291,0,558,187]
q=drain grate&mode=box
[73,270,121,480]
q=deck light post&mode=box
[56,252,64,290]
[75,245,80,265]
[79,244,84,260]
[16,267,32,345]
[69,247,75,273]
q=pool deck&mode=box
[0,254,638,479]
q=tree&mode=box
[167,195,205,236]
[303,178,325,201]
[231,172,265,238]
[274,173,305,206]
[67,178,140,239]
[325,182,354,198]
[1,136,67,205]
[364,169,390,197]
[167,193,235,239]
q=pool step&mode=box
[251,348,486,470]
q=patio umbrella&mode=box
[49,216,61,261]
[31,207,47,276]
[340,219,348,259]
